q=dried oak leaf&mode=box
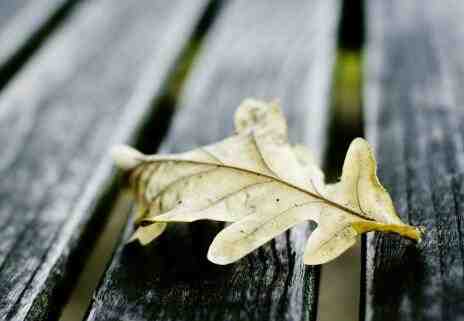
[111,99,422,265]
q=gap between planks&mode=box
[59,190,132,321]
[0,0,80,91]
[317,26,364,321]
[57,2,223,319]
[317,0,365,319]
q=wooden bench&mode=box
[0,1,209,320]
[0,1,462,321]
[362,1,464,320]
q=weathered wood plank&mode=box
[0,1,209,320]
[0,0,29,28]
[363,1,464,320]
[86,1,340,320]
[0,0,77,84]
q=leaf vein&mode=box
[151,166,220,206]
[231,200,325,243]
[251,131,281,179]
[143,157,374,221]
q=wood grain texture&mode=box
[0,1,209,320]
[363,1,464,320]
[0,0,76,81]
[86,1,340,320]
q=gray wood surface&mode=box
[85,1,340,320]
[0,0,75,83]
[363,1,464,320]
[0,1,209,320]
[0,0,29,28]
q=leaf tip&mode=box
[351,136,369,145]
[110,145,145,170]
[207,248,234,265]
[129,223,167,246]
[234,98,286,135]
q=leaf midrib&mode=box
[140,157,375,222]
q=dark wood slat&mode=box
[363,1,464,320]
[86,1,340,320]
[0,0,75,81]
[0,1,209,320]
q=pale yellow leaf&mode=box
[111,99,422,265]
